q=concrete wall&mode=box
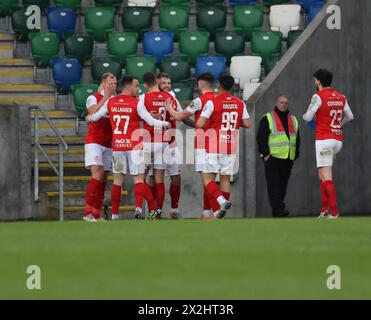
[0,105,35,220]
[247,0,370,217]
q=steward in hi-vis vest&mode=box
[257,96,301,218]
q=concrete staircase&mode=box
[0,32,134,220]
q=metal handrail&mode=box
[32,106,68,221]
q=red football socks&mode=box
[134,183,144,209]
[93,180,106,219]
[155,183,165,209]
[142,183,156,211]
[206,181,224,211]
[170,183,181,210]
[85,178,101,216]
[222,192,230,201]
[203,187,211,211]
[111,184,122,215]
[320,180,328,212]
[323,180,339,216]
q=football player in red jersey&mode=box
[84,73,117,222]
[87,76,170,220]
[165,72,219,219]
[303,69,354,219]
[157,73,194,219]
[140,72,179,218]
[196,74,251,219]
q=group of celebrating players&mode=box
[82,67,353,221]
[83,71,251,221]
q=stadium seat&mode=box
[125,56,156,83]
[251,30,282,63]
[143,32,174,65]
[196,5,227,40]
[161,0,188,4]
[233,5,263,40]
[138,83,148,96]
[214,31,245,63]
[264,54,280,75]
[95,0,123,8]
[308,2,324,23]
[172,82,193,101]
[160,56,190,83]
[45,7,76,39]
[107,32,138,66]
[196,0,224,5]
[262,0,291,6]
[71,83,99,117]
[195,56,226,80]
[0,0,18,17]
[179,31,210,65]
[91,57,122,83]
[51,58,82,93]
[122,7,153,40]
[229,0,257,6]
[297,0,324,12]
[55,0,82,9]
[12,8,41,40]
[230,56,262,89]
[269,4,301,39]
[287,29,303,48]
[64,33,94,64]
[23,0,50,9]
[128,0,157,7]
[243,82,260,101]
[85,7,115,41]
[159,4,189,41]
[29,32,60,66]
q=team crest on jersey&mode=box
[119,99,124,102]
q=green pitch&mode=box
[0,217,370,299]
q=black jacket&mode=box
[256,107,300,160]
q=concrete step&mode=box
[31,120,78,136]
[47,190,129,207]
[31,110,76,119]
[39,175,115,191]
[0,42,13,59]
[32,145,84,162]
[0,58,34,84]
[38,162,85,168]
[37,136,85,145]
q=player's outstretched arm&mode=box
[137,101,170,128]
[86,102,109,122]
[164,98,193,121]
[87,84,115,115]
[303,94,322,122]
[196,100,213,128]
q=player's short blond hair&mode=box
[101,73,116,82]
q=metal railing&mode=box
[32,107,68,221]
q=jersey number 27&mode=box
[113,115,130,134]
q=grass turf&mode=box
[0,217,370,299]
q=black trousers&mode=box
[264,157,293,217]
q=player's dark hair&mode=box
[121,75,136,88]
[197,72,214,86]
[143,72,158,86]
[313,69,333,87]
[158,72,170,80]
[218,74,235,91]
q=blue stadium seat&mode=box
[229,0,257,6]
[297,0,324,12]
[45,7,76,39]
[51,58,82,93]
[308,1,324,22]
[143,31,174,64]
[195,56,227,80]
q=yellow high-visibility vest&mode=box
[266,111,298,160]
